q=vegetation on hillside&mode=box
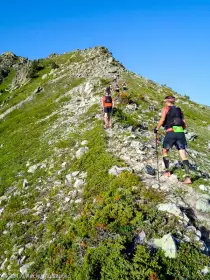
[0,47,209,279]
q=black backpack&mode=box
[163,106,184,129]
[104,95,112,104]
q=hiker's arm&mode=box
[101,98,104,110]
[156,109,167,130]
[183,119,187,129]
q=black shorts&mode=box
[104,107,112,114]
[163,132,187,150]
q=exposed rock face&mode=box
[10,60,33,90]
[0,52,28,86]
[0,52,18,83]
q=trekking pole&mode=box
[155,133,161,187]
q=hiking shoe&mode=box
[183,176,192,184]
[163,171,171,177]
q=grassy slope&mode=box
[0,50,209,279]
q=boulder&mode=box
[64,197,70,203]
[154,234,177,258]
[185,132,198,142]
[199,185,210,192]
[81,140,88,146]
[157,203,189,223]
[196,195,210,213]
[20,262,34,275]
[76,147,89,159]
[74,179,85,189]
[27,164,39,173]
[65,174,72,186]
[72,171,80,177]
[201,266,210,275]
[108,166,130,176]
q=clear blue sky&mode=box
[1,0,210,105]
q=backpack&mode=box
[104,95,112,107]
[163,106,184,129]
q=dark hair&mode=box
[105,86,111,95]
[164,95,175,100]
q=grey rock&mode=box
[54,180,62,187]
[76,146,89,159]
[1,272,8,278]
[127,126,133,133]
[42,74,48,80]
[74,179,85,189]
[199,184,210,193]
[0,258,8,270]
[20,262,34,275]
[157,203,189,222]
[18,247,24,255]
[61,162,68,170]
[108,165,130,176]
[0,207,5,216]
[72,171,80,177]
[0,195,7,203]
[79,172,87,179]
[68,190,77,198]
[201,266,210,275]
[75,198,82,204]
[10,254,16,261]
[65,174,72,186]
[28,164,39,173]
[7,274,17,280]
[152,184,159,189]
[185,132,198,142]
[196,195,210,213]
[23,179,28,188]
[136,231,146,245]
[81,140,88,146]
[64,197,70,203]
[154,234,177,258]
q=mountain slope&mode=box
[0,47,209,279]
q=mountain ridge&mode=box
[0,46,210,279]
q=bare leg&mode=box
[108,114,112,128]
[178,149,192,184]
[162,148,170,176]
[104,113,109,128]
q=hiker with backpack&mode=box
[101,87,114,129]
[154,95,192,184]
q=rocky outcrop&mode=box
[10,60,33,90]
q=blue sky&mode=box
[1,0,210,105]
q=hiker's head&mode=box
[164,96,175,105]
[105,86,111,95]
